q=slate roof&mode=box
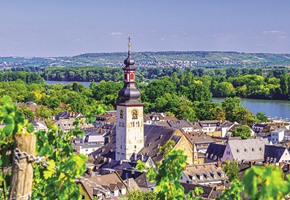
[227,139,269,162]
[139,125,181,163]
[154,121,171,127]
[167,120,193,129]
[78,172,127,199]
[90,126,116,160]
[90,125,180,163]
[206,143,226,161]
[55,111,80,120]
[185,132,214,144]
[144,112,178,122]
[183,164,228,184]
[264,145,287,163]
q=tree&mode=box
[147,150,187,199]
[232,125,252,139]
[126,190,155,200]
[221,160,240,181]
[219,165,290,200]
[188,82,212,102]
[256,112,268,122]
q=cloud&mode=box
[263,30,283,35]
[109,32,124,36]
[160,37,165,41]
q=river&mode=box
[212,98,290,120]
[45,81,290,119]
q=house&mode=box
[144,112,178,125]
[252,122,286,138]
[205,143,226,163]
[270,128,286,144]
[31,120,48,132]
[221,138,270,162]
[17,102,37,112]
[55,111,80,120]
[77,172,128,199]
[184,132,215,164]
[73,143,103,155]
[167,120,194,133]
[264,145,290,165]
[219,121,240,138]
[181,163,228,185]
[95,111,117,127]
[54,117,94,133]
[90,125,194,165]
[198,120,222,133]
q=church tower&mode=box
[115,36,144,161]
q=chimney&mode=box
[217,160,221,168]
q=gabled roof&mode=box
[139,125,181,163]
[144,112,178,122]
[227,139,269,162]
[185,132,214,144]
[90,126,116,160]
[167,120,193,129]
[264,145,288,163]
[206,143,226,161]
[78,172,127,199]
[183,164,228,184]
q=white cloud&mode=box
[263,30,283,35]
[109,32,124,36]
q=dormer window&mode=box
[197,174,203,180]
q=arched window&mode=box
[120,109,124,119]
[132,109,138,119]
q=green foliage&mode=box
[148,150,187,199]
[242,165,289,200]
[256,112,268,122]
[0,96,34,199]
[219,165,290,200]
[126,190,155,200]
[217,179,243,200]
[221,160,240,181]
[158,140,176,159]
[232,125,252,139]
[0,96,89,199]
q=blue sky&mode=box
[0,0,289,57]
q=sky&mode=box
[0,0,290,57]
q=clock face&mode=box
[120,109,124,118]
[132,109,138,119]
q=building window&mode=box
[132,109,138,119]
[120,109,124,119]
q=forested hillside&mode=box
[1,51,290,69]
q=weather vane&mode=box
[127,35,131,52]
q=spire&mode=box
[117,36,141,104]
[124,35,135,66]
